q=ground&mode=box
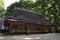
[0,33,60,40]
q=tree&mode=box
[0,0,5,17]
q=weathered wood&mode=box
[4,20,52,34]
[9,21,12,33]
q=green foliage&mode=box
[35,0,60,32]
[0,7,5,17]
[0,0,5,9]
[0,0,5,17]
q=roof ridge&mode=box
[14,7,42,15]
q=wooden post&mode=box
[9,21,13,33]
[23,23,25,32]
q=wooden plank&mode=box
[9,21,12,33]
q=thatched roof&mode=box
[8,8,52,25]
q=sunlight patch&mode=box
[0,37,5,39]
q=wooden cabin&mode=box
[4,8,52,34]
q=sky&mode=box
[4,0,19,9]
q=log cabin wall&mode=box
[9,21,26,33]
[4,20,10,27]
[25,23,38,33]
[42,25,48,32]
[25,23,52,33]
[4,20,52,33]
